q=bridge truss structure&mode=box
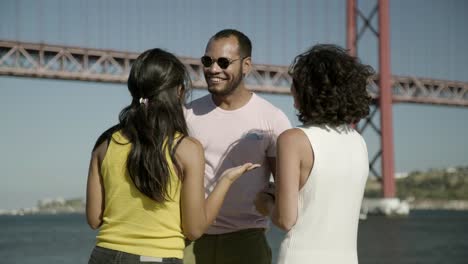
[1,40,466,106]
[1,0,467,198]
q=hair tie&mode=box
[139,98,148,105]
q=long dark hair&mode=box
[289,44,374,125]
[118,48,190,203]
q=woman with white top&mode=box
[255,44,374,264]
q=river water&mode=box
[0,210,467,263]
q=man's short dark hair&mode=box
[210,29,252,58]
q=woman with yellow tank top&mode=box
[86,48,259,264]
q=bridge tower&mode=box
[347,0,395,198]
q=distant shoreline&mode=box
[0,197,85,216]
[409,199,468,211]
[2,199,468,216]
[364,167,468,210]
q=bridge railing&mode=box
[1,40,467,106]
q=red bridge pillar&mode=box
[347,0,396,197]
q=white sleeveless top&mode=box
[277,125,369,264]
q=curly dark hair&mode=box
[289,44,374,126]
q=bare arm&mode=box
[177,137,259,240]
[268,108,292,181]
[86,141,106,230]
[271,129,302,230]
[256,128,312,231]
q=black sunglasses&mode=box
[201,56,243,69]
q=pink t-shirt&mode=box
[185,93,291,234]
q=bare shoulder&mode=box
[92,140,108,163]
[175,136,204,161]
[174,136,205,181]
[278,128,313,170]
[278,128,309,147]
[177,136,203,151]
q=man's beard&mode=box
[207,68,243,96]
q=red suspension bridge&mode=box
[1,0,467,199]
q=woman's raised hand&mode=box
[221,163,261,183]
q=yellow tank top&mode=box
[96,131,184,258]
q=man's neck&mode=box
[211,85,253,111]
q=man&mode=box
[184,29,291,264]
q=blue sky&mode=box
[1,0,467,210]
